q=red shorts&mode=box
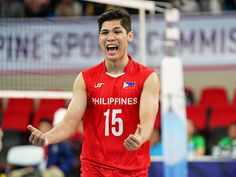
[81,160,148,177]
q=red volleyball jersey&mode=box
[81,55,154,170]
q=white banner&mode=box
[0,14,236,73]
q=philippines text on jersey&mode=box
[92,97,138,105]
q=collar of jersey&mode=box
[102,55,133,75]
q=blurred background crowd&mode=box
[0,0,236,18]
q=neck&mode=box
[105,55,129,74]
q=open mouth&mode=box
[106,44,119,54]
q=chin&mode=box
[106,54,120,61]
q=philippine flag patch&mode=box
[123,82,136,89]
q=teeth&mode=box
[107,44,117,48]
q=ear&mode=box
[127,31,134,42]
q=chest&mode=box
[91,74,141,97]
[87,73,143,107]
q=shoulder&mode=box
[142,71,159,92]
[191,135,205,147]
[130,59,158,87]
[80,61,103,88]
[221,136,231,141]
[219,137,231,144]
[74,61,103,87]
[131,59,154,74]
[192,135,204,141]
[192,135,205,148]
[73,72,86,90]
[82,61,104,76]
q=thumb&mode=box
[135,124,142,135]
[27,125,38,132]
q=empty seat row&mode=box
[154,103,236,132]
[1,98,66,132]
[185,87,236,136]
[200,87,228,107]
[188,104,236,129]
[186,86,236,108]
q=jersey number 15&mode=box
[104,109,123,136]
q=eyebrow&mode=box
[100,26,122,32]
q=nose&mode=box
[107,33,115,41]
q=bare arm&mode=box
[124,72,160,151]
[139,72,160,142]
[28,73,87,146]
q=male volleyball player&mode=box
[28,9,160,176]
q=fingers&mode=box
[124,140,133,151]
[127,135,140,145]
[29,131,47,146]
[27,125,38,133]
[124,124,144,151]
[28,125,47,146]
[124,135,141,151]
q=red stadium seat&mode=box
[186,105,207,131]
[2,98,34,132]
[232,89,236,107]
[2,110,32,132]
[32,99,65,128]
[36,99,65,112]
[199,87,228,108]
[209,105,236,129]
[5,98,34,112]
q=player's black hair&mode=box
[97,8,132,33]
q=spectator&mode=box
[223,0,236,11]
[208,0,222,14]
[55,0,82,17]
[1,0,24,18]
[187,119,206,157]
[83,2,95,16]
[218,122,236,149]
[10,118,73,177]
[175,0,200,13]
[40,118,74,177]
[197,0,210,12]
[212,122,236,158]
[24,0,52,17]
[150,128,163,156]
